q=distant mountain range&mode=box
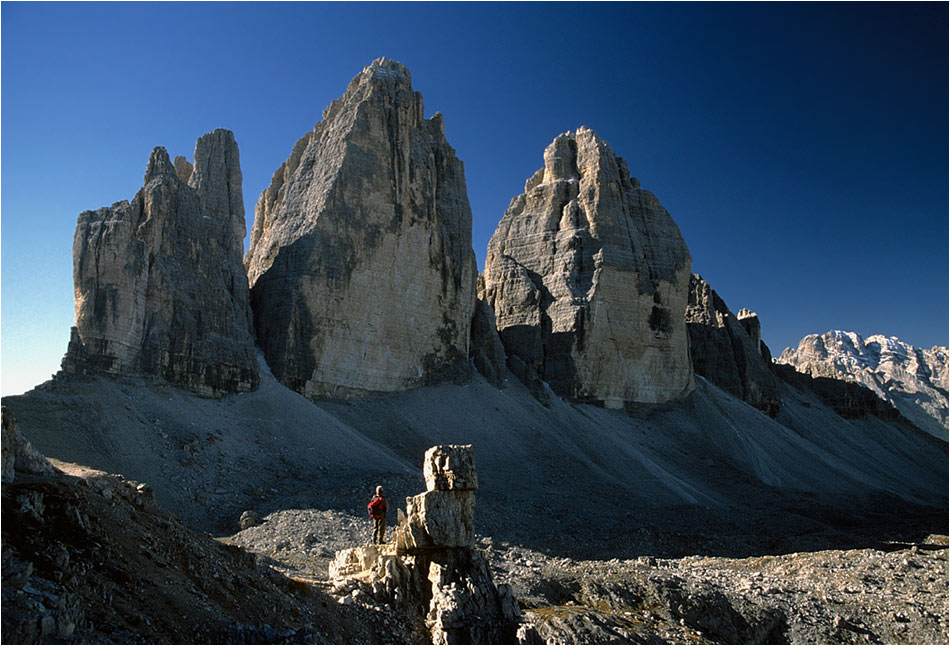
[778,331,948,441]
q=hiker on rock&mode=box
[368,485,388,544]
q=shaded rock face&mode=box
[482,127,694,408]
[245,58,477,399]
[685,274,781,416]
[469,277,508,389]
[772,363,904,422]
[62,129,258,396]
[778,331,948,440]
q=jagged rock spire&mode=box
[63,129,258,396]
[245,58,477,399]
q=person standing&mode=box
[367,485,388,544]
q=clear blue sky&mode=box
[2,2,947,396]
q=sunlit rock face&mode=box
[245,58,477,399]
[482,127,694,407]
[685,274,782,416]
[778,331,948,440]
[63,129,259,396]
[330,445,521,645]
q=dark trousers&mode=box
[373,516,386,544]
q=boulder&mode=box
[685,275,781,416]
[62,129,258,396]
[238,510,262,530]
[328,545,379,580]
[482,127,694,407]
[245,58,477,399]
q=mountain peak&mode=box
[778,330,948,440]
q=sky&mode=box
[1,2,947,396]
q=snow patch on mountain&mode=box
[778,331,948,441]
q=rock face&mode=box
[61,129,258,396]
[469,277,508,389]
[685,274,781,416]
[778,331,948,440]
[399,445,478,550]
[482,127,694,408]
[328,445,520,644]
[244,58,477,399]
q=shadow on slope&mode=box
[4,362,946,561]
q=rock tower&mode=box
[685,274,781,416]
[329,445,520,644]
[482,127,694,407]
[62,129,258,396]
[245,58,477,399]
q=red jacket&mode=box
[368,495,388,518]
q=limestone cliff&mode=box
[62,129,258,396]
[245,58,477,399]
[685,274,782,416]
[482,127,694,407]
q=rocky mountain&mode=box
[482,127,693,407]
[778,331,948,441]
[61,129,259,396]
[685,274,782,416]
[244,58,476,399]
[5,56,948,646]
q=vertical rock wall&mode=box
[245,58,477,399]
[482,127,694,407]
[62,129,258,396]
[685,275,781,416]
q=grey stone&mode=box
[173,155,193,183]
[482,127,694,408]
[423,444,477,491]
[245,58,477,399]
[62,129,258,396]
[470,278,508,389]
[404,489,475,549]
[238,510,262,530]
[685,274,782,416]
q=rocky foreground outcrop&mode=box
[482,127,694,407]
[62,129,258,396]
[1,409,384,644]
[494,536,949,645]
[685,274,782,416]
[778,331,948,440]
[328,445,520,644]
[245,58,477,399]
